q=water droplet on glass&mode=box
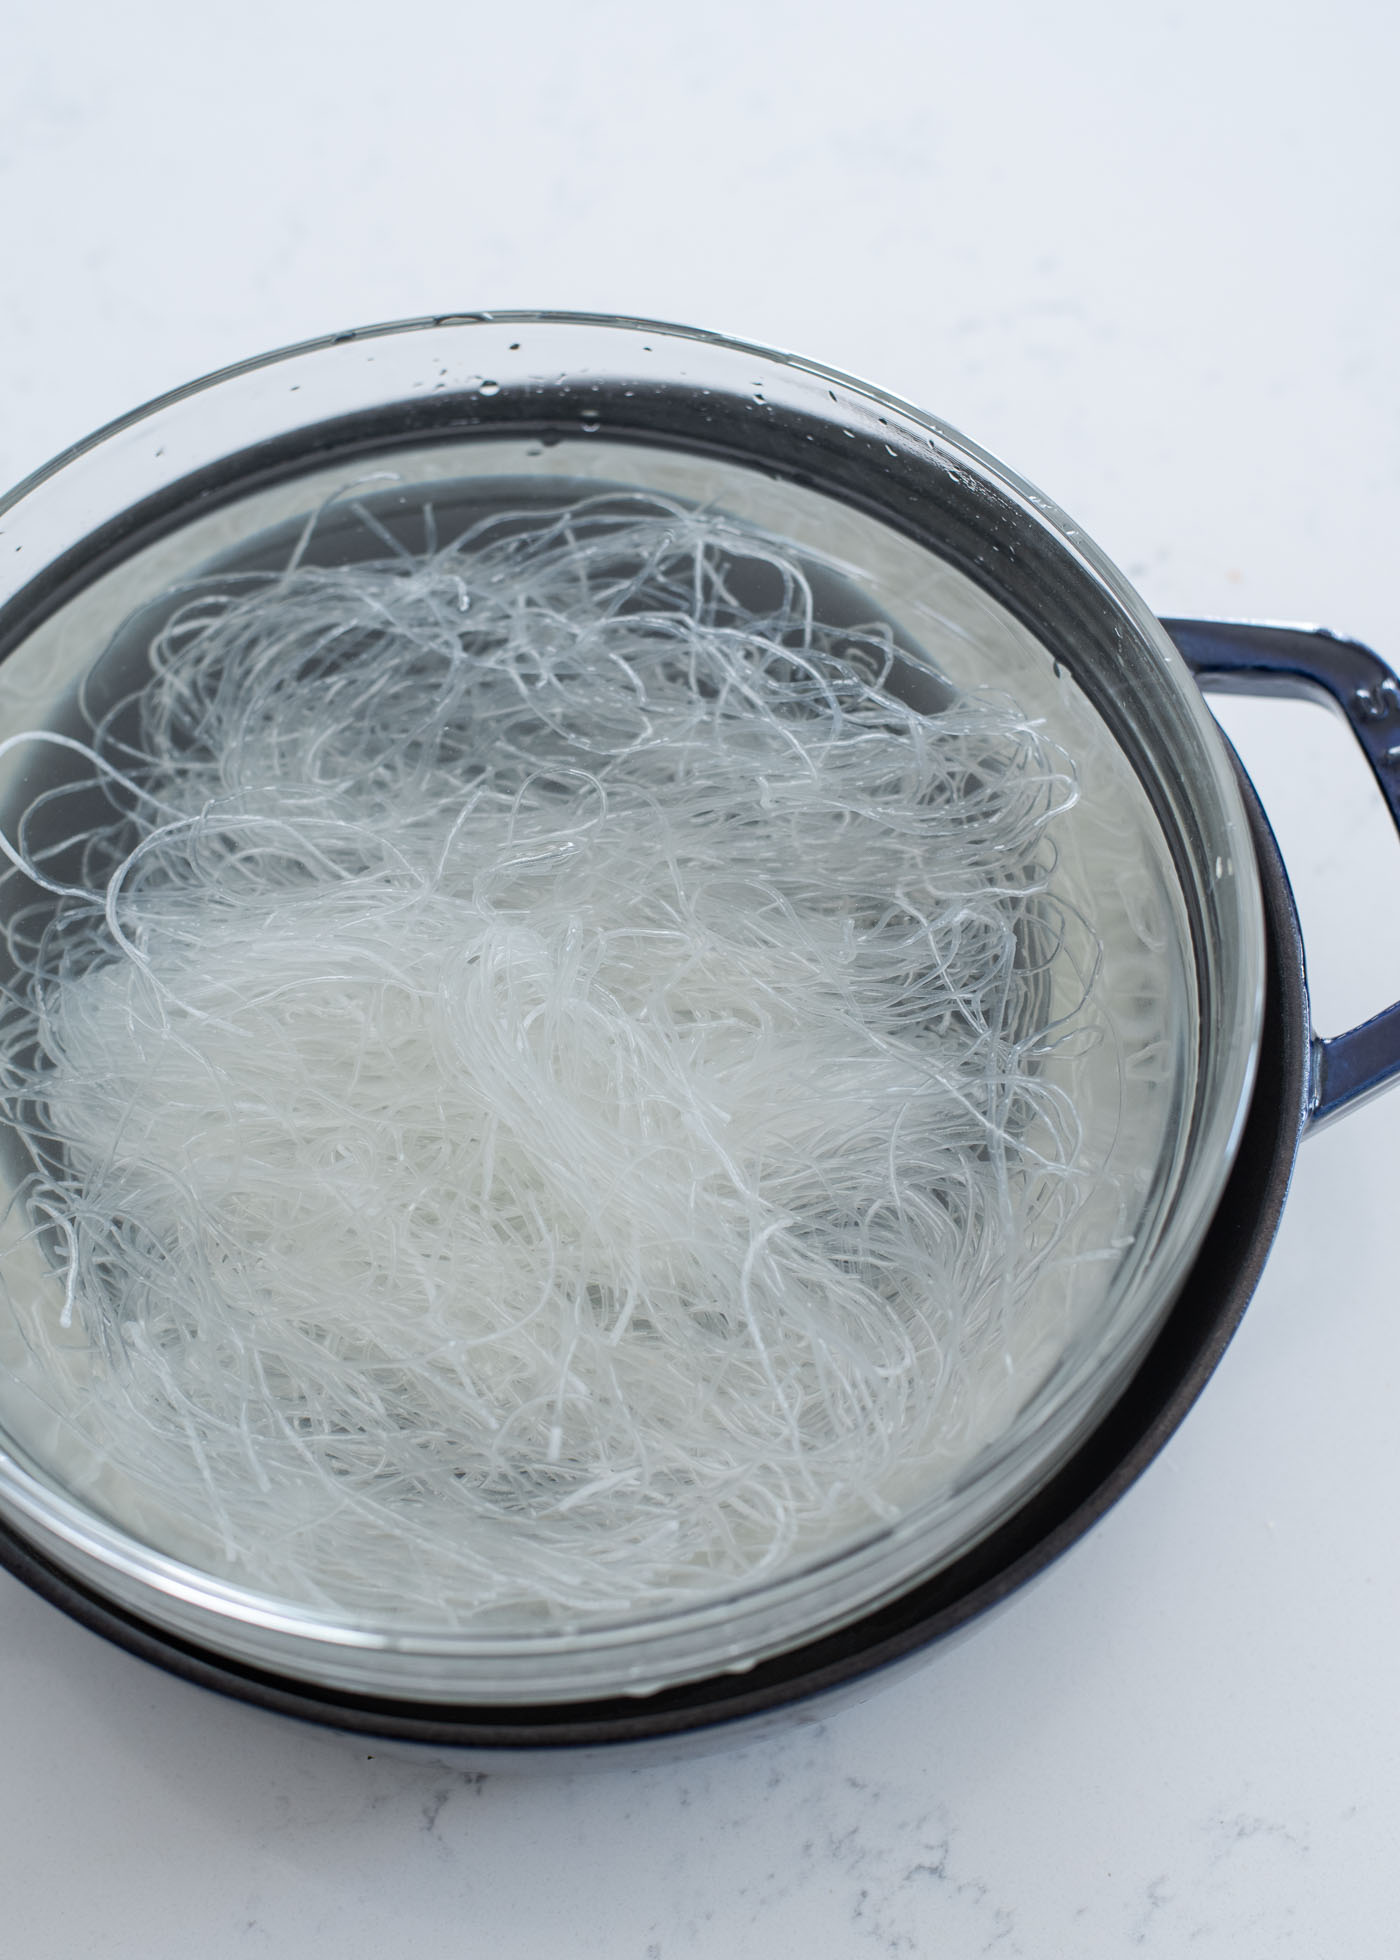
[479,379,501,396]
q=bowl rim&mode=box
[0,312,1269,1705]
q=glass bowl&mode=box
[0,315,1263,1706]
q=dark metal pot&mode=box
[0,317,1393,1756]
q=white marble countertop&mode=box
[3,3,1400,1952]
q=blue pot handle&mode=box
[1162,617,1400,1131]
